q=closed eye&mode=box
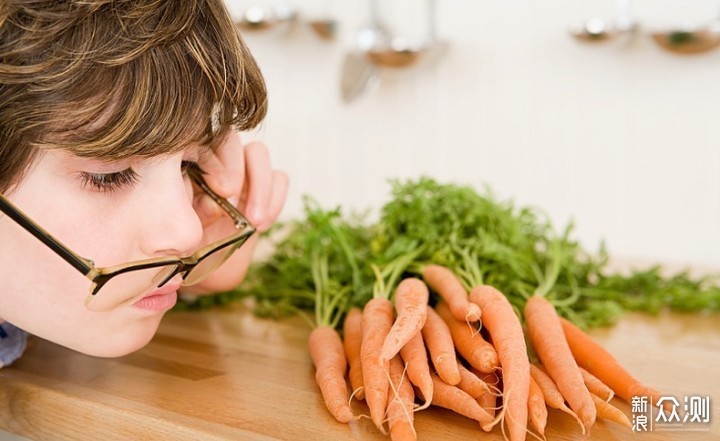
[78,168,139,193]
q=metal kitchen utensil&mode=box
[308,18,338,41]
[650,23,720,54]
[339,0,385,102]
[340,51,379,102]
[356,0,390,51]
[339,0,446,101]
[235,3,296,32]
[570,0,636,42]
[650,6,720,55]
[365,0,439,69]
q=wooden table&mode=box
[1,302,718,440]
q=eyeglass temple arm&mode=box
[188,168,252,230]
[0,194,93,275]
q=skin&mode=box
[0,131,288,358]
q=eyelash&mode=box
[78,168,139,193]
[182,160,206,176]
[78,161,203,193]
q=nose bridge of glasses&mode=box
[156,256,202,287]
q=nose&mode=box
[139,171,203,258]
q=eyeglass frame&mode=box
[0,167,256,308]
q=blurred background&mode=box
[224,0,720,268]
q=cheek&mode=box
[0,215,160,358]
[39,192,140,268]
[1,217,90,309]
[1,223,95,326]
[0,238,164,357]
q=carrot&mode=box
[529,364,584,433]
[422,305,461,385]
[342,307,365,400]
[435,300,499,373]
[469,285,530,441]
[386,355,417,441]
[361,297,395,430]
[580,367,614,402]
[308,326,357,423]
[399,331,433,410]
[421,264,481,323]
[456,362,491,399]
[422,373,495,431]
[528,375,548,436]
[591,393,632,429]
[472,368,500,418]
[380,278,429,366]
[525,296,596,431]
[560,317,663,407]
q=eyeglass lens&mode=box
[85,240,243,312]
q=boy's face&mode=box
[0,149,205,356]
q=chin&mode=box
[72,315,164,358]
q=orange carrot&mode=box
[469,285,530,441]
[525,296,596,431]
[399,331,433,410]
[342,307,365,400]
[528,375,548,436]
[387,355,417,441]
[560,317,663,407]
[435,300,499,373]
[422,305,461,385]
[380,278,429,366]
[529,364,584,432]
[421,264,481,323]
[456,362,491,399]
[422,373,495,431]
[472,368,500,418]
[361,297,395,430]
[580,367,614,402]
[591,393,632,429]
[308,326,356,423]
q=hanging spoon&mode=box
[650,8,720,55]
[235,3,296,32]
[365,0,441,68]
[339,0,385,102]
[570,0,636,42]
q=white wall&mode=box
[227,0,720,267]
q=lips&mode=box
[132,280,183,311]
[146,280,183,297]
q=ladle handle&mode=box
[427,0,437,43]
[615,0,633,30]
[369,0,381,30]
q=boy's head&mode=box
[0,0,267,193]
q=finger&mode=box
[243,142,272,225]
[255,170,289,232]
[199,131,245,199]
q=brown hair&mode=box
[0,0,267,192]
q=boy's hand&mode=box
[187,131,288,294]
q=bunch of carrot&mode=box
[309,260,663,441]
[218,179,707,440]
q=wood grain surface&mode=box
[1,301,718,440]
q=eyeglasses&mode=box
[0,167,255,312]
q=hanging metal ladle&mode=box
[569,0,637,43]
[650,8,720,55]
[339,0,446,102]
[235,2,337,41]
[235,4,296,32]
[364,0,441,69]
